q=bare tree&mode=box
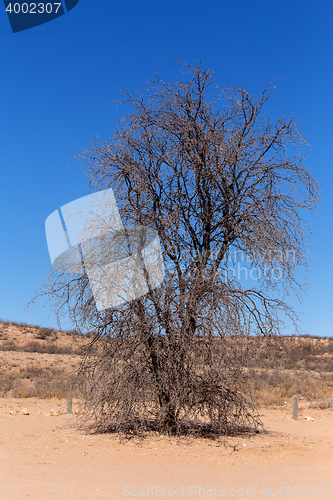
[32,60,319,438]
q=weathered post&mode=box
[293,396,298,420]
[67,393,73,415]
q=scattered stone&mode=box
[305,416,314,421]
[37,411,61,417]
[9,410,16,416]
[21,408,29,415]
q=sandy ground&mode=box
[0,399,332,500]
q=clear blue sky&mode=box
[0,0,332,336]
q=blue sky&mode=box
[0,0,332,336]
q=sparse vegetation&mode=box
[0,320,332,410]
[0,359,77,399]
[0,339,80,355]
[0,320,87,399]
[247,368,333,409]
[0,320,86,355]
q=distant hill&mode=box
[0,320,332,408]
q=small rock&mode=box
[304,416,314,421]
[50,410,60,416]
[9,410,16,416]
[21,408,29,415]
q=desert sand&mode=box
[0,398,332,500]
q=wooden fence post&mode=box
[67,393,73,415]
[293,396,298,420]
